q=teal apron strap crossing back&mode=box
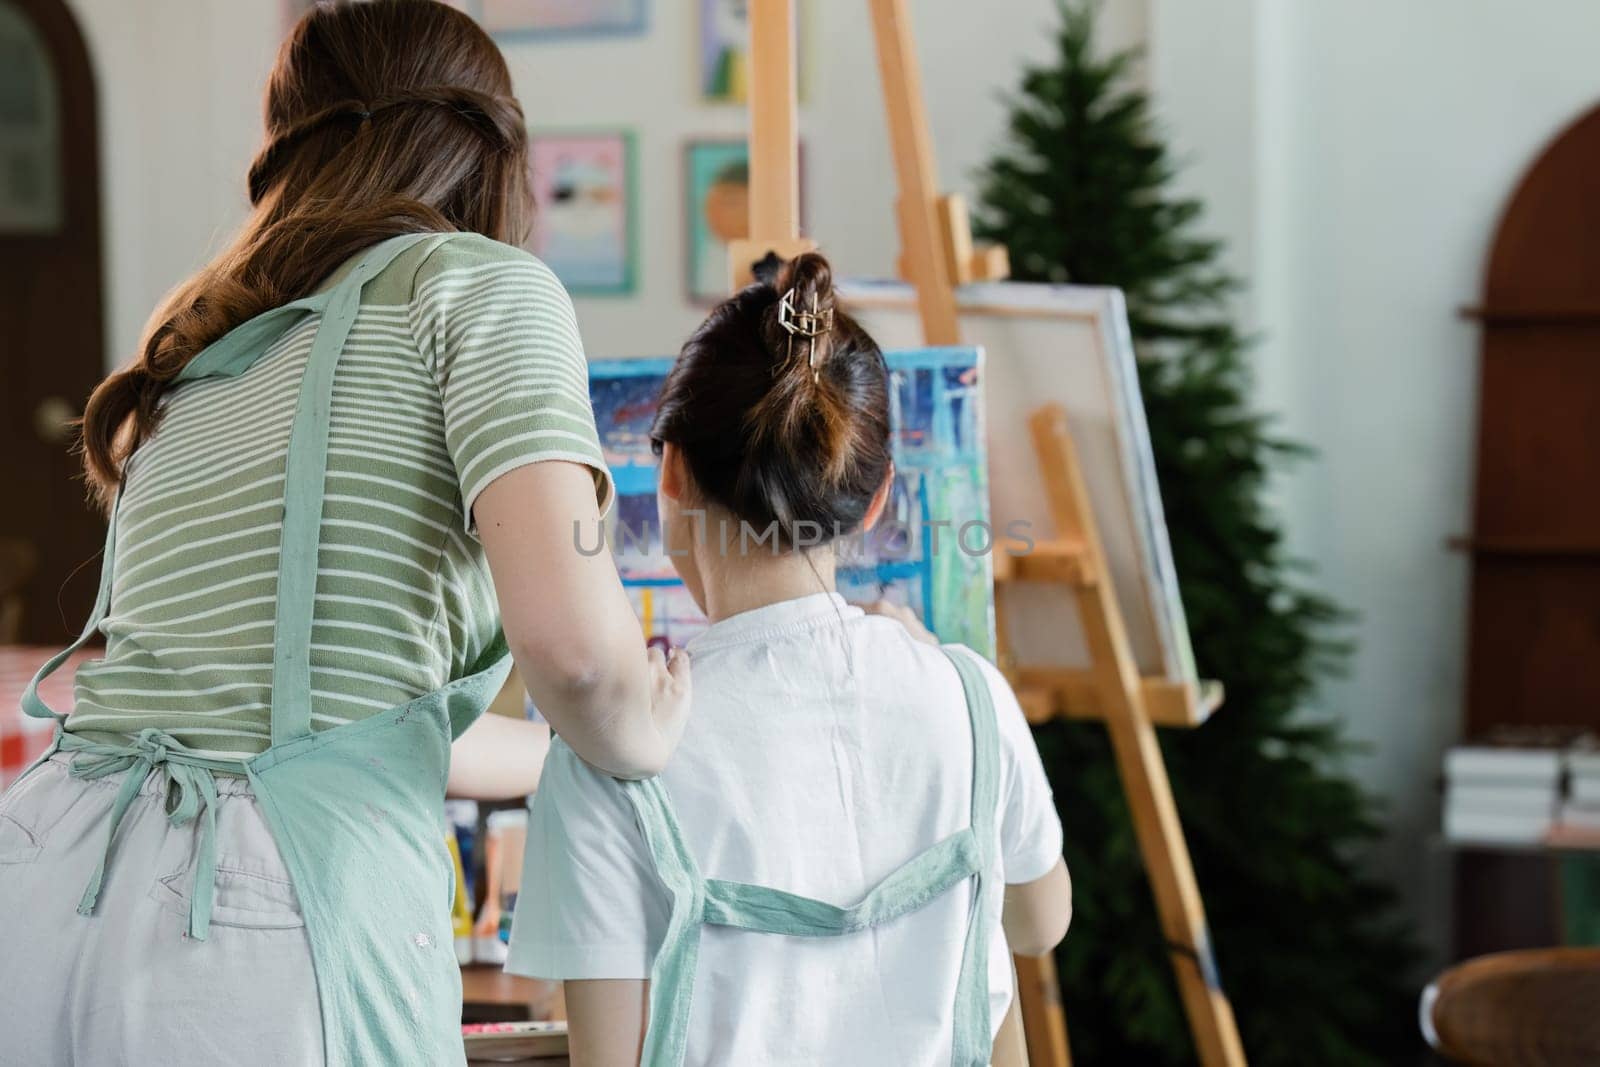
[17,231,514,1066]
[623,645,1003,1067]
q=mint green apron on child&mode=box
[621,645,1001,1067]
[18,232,512,1067]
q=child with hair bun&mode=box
[509,254,1070,1067]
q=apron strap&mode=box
[174,294,332,384]
[700,829,981,936]
[22,285,337,718]
[942,645,1002,1067]
[624,777,708,1067]
[20,494,121,723]
[58,727,243,940]
[622,646,1003,1067]
[268,232,452,745]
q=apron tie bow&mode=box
[67,728,227,940]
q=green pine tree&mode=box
[974,4,1421,1064]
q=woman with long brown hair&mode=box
[0,3,686,1063]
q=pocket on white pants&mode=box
[0,810,43,865]
[150,861,307,930]
[0,759,81,865]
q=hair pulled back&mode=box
[650,253,893,548]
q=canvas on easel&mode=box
[841,280,1198,692]
[587,348,995,656]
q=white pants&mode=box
[0,754,324,1066]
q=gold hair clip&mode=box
[778,287,834,382]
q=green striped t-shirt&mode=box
[66,233,612,760]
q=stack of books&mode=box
[1560,744,1600,834]
[1444,741,1562,845]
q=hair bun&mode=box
[776,252,835,321]
[651,249,892,548]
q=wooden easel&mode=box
[730,3,1245,1065]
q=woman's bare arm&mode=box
[564,979,649,1067]
[1003,857,1072,957]
[477,462,689,779]
[446,715,551,800]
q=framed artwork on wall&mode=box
[698,0,807,104]
[683,137,804,305]
[476,0,647,39]
[528,129,636,296]
[283,1,644,41]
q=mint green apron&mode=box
[18,232,512,1066]
[622,646,1001,1067]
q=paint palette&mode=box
[587,348,995,657]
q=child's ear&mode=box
[861,463,895,532]
[659,442,688,503]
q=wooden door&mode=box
[0,0,105,644]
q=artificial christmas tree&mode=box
[974,4,1421,1064]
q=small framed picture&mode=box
[285,2,646,41]
[528,130,637,296]
[683,139,748,304]
[683,138,807,305]
[478,0,648,40]
[699,0,808,104]
[283,0,473,36]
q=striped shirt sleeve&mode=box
[409,234,614,532]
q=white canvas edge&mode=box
[839,278,1197,686]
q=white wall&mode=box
[66,0,1146,367]
[1153,0,1600,956]
[66,0,281,371]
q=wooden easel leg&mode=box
[1029,406,1247,1067]
[1015,953,1072,1067]
[1101,710,1246,1066]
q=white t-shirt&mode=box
[507,593,1063,1066]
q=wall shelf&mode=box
[1447,537,1600,559]
[1459,306,1600,326]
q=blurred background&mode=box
[3,1,1599,1063]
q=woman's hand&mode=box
[859,598,939,645]
[648,645,692,759]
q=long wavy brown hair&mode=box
[80,0,532,505]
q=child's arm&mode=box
[506,740,668,1060]
[447,715,551,800]
[964,652,1072,958]
[564,979,649,1067]
[1003,857,1073,956]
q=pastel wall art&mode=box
[587,348,995,657]
[699,0,808,104]
[284,1,643,40]
[528,130,636,295]
[684,139,749,304]
[684,139,805,305]
[477,0,647,39]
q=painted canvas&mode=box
[699,0,808,104]
[477,0,646,38]
[528,130,635,295]
[587,348,994,657]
